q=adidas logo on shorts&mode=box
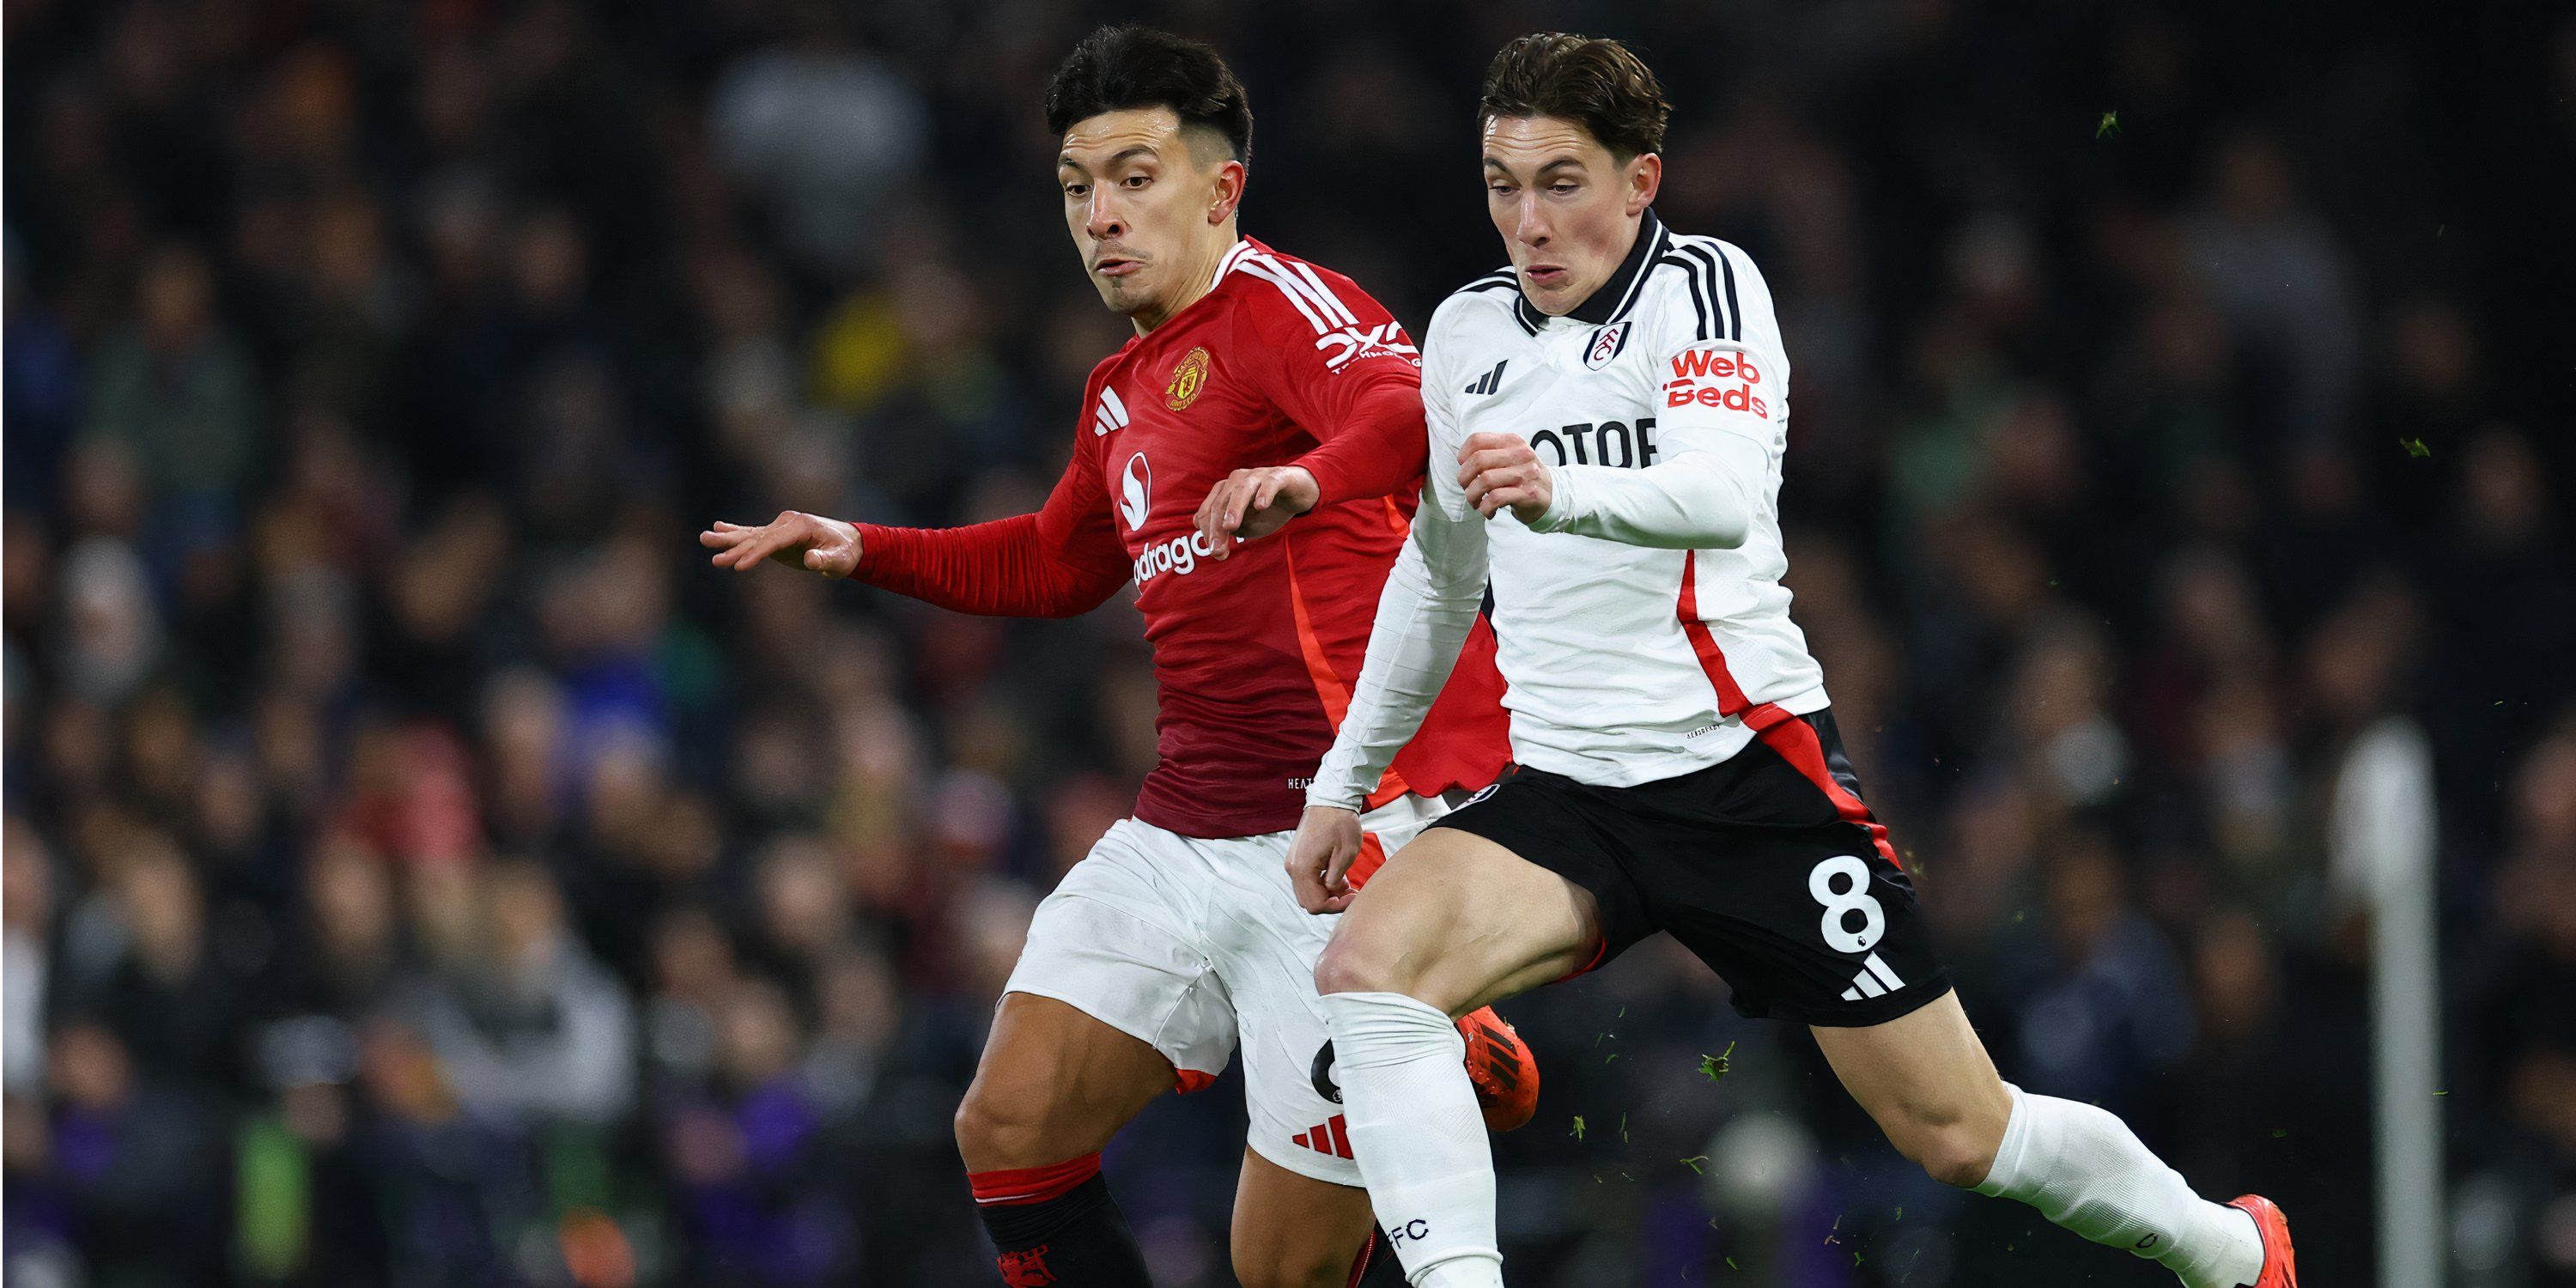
[1291,1115,1353,1159]
[1839,951,1907,1001]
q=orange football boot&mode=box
[1458,1006,1538,1132]
[2225,1194,2298,1288]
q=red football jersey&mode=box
[857,239,1508,838]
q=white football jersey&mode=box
[1310,210,1828,806]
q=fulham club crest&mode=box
[1583,322,1631,370]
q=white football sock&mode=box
[1973,1084,2265,1288]
[1318,991,1504,1287]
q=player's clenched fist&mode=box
[1286,805,1365,914]
[1457,430,1553,525]
[1194,464,1319,559]
[700,510,862,578]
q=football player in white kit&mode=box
[1206,31,2298,1288]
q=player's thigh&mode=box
[1191,824,1365,1190]
[957,992,1175,1170]
[963,820,1238,1169]
[1315,825,1600,1016]
[1229,1149,1376,1288]
[1810,990,2014,1186]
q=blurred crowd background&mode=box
[4,0,2571,1285]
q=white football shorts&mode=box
[1001,792,1455,1187]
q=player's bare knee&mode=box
[1917,1138,1995,1190]
[953,1081,1055,1167]
[1312,929,1413,998]
[1892,1116,1999,1189]
[950,1087,1003,1156]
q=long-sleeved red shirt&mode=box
[856,240,1508,837]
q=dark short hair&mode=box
[1478,33,1669,161]
[1044,25,1254,166]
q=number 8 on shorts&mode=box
[1808,854,1885,954]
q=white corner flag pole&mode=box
[2331,717,2443,1288]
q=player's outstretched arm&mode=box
[701,511,863,577]
[855,509,1132,618]
[703,450,1133,617]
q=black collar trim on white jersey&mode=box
[1514,208,1668,335]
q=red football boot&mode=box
[2225,1194,2298,1288]
[1458,1006,1538,1132]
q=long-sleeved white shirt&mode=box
[1309,212,1828,808]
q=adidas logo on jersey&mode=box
[1838,951,1907,1002]
[1092,386,1129,436]
[1464,360,1507,395]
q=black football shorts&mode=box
[1429,707,1950,1027]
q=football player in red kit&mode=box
[701,26,1534,1288]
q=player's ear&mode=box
[1208,157,1247,225]
[1625,152,1662,216]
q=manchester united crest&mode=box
[1165,346,1211,410]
